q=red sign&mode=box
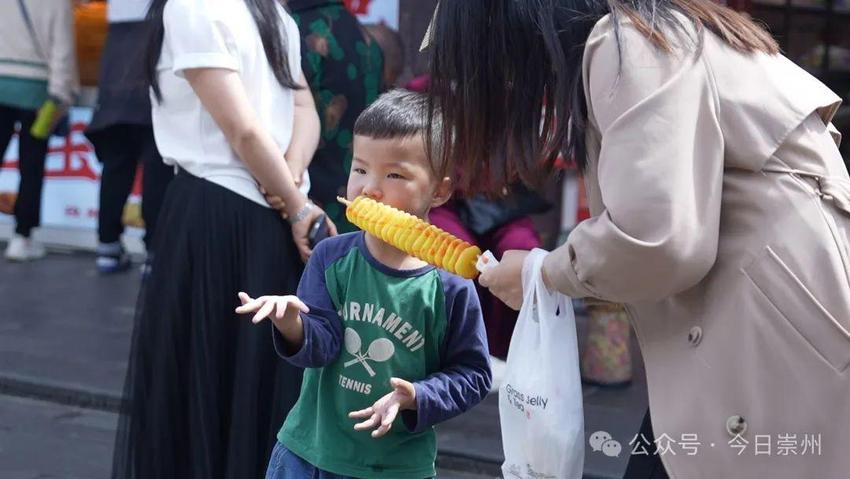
[1,121,99,181]
[344,0,373,15]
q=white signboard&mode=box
[107,0,152,23]
[0,107,142,234]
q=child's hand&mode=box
[235,292,309,323]
[348,378,417,438]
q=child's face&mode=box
[347,134,451,220]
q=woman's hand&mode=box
[260,187,336,230]
[263,188,339,261]
[348,377,417,438]
[290,203,338,262]
[260,186,288,215]
[478,250,531,311]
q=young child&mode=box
[236,90,492,479]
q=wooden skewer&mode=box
[337,196,352,207]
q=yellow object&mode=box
[30,99,60,140]
[0,191,16,215]
[338,196,482,279]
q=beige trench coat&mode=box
[543,14,849,479]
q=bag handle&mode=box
[522,249,569,323]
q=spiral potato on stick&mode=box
[338,196,482,279]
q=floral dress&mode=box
[289,0,384,232]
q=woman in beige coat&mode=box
[425,1,849,478]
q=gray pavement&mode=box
[0,395,495,479]
[0,251,135,405]
[0,395,116,479]
[0,249,647,478]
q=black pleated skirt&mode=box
[112,172,304,479]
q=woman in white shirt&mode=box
[111,1,332,477]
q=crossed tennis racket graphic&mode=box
[343,328,395,377]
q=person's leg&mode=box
[264,443,314,479]
[14,109,49,238]
[2,106,47,261]
[484,217,541,358]
[622,410,670,479]
[265,442,359,479]
[0,107,18,230]
[137,125,173,254]
[95,125,137,244]
[93,125,136,272]
[0,105,18,168]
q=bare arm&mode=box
[183,67,326,260]
[286,72,321,183]
[184,67,306,214]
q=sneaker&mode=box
[96,241,131,274]
[4,234,46,261]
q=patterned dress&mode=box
[289,0,384,232]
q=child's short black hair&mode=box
[354,89,444,174]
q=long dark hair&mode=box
[146,0,301,102]
[427,0,779,193]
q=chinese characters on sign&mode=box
[589,431,824,457]
[2,121,99,182]
[0,107,143,231]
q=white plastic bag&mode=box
[499,249,585,479]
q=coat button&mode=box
[688,326,703,346]
[726,415,747,436]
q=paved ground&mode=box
[0,395,116,479]
[0,395,498,479]
[0,249,647,478]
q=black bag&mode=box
[457,185,551,236]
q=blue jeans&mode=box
[265,441,436,479]
[265,442,354,479]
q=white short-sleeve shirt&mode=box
[152,0,303,206]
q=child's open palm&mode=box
[235,292,308,323]
[349,378,417,438]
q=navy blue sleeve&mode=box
[271,238,344,368]
[402,273,493,433]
